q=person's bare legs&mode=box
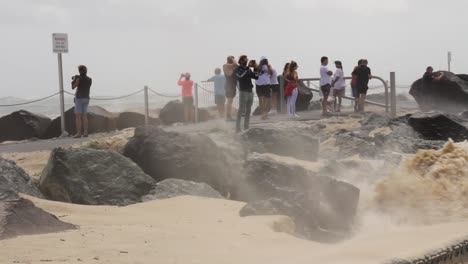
[271,92,278,113]
[74,113,82,138]
[226,98,233,120]
[184,106,190,123]
[359,94,366,112]
[322,95,329,115]
[337,95,342,112]
[217,104,224,118]
[82,113,89,136]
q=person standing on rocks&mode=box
[332,61,346,112]
[423,66,444,84]
[256,57,273,120]
[177,73,194,123]
[285,61,300,118]
[353,59,373,112]
[235,55,258,133]
[223,56,238,122]
[320,56,333,116]
[207,68,226,118]
[351,60,362,112]
[269,65,279,115]
[71,65,92,138]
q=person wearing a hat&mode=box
[332,61,346,112]
[255,56,273,120]
[177,72,194,123]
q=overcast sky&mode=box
[1,0,466,98]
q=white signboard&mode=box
[52,33,68,53]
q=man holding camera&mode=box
[71,65,92,138]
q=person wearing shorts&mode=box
[255,56,272,120]
[178,73,194,123]
[71,65,92,138]
[332,61,346,112]
[269,67,279,114]
[208,68,226,117]
[353,59,372,112]
[223,56,238,121]
[320,56,333,116]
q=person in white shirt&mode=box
[332,61,346,112]
[255,56,272,120]
[320,56,333,116]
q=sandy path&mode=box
[1,196,466,264]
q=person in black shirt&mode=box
[423,66,444,84]
[352,59,372,112]
[235,55,258,133]
[71,65,92,138]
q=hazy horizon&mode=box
[1,0,465,98]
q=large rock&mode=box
[142,178,223,201]
[242,127,319,161]
[408,111,468,142]
[117,112,160,130]
[123,126,230,195]
[410,71,468,112]
[0,110,51,142]
[39,148,156,206]
[0,157,43,198]
[296,81,314,111]
[159,100,212,125]
[0,188,76,240]
[334,131,378,159]
[240,154,360,240]
[45,106,118,138]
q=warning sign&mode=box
[52,33,68,53]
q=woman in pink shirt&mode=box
[177,73,194,123]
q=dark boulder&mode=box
[0,188,76,240]
[242,126,319,161]
[297,81,314,111]
[39,148,156,206]
[410,71,468,112]
[159,100,212,125]
[0,157,43,198]
[142,178,223,201]
[240,154,359,240]
[123,126,230,196]
[0,110,51,142]
[408,111,468,142]
[45,106,118,138]
[117,112,160,130]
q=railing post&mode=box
[144,86,149,125]
[57,53,67,137]
[194,83,199,123]
[390,72,397,118]
[385,80,389,113]
[279,76,286,114]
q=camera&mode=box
[71,75,80,81]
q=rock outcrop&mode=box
[242,127,319,161]
[0,110,51,142]
[408,111,468,142]
[159,100,212,125]
[117,112,160,130]
[0,188,76,240]
[240,154,360,241]
[0,157,43,198]
[39,148,156,206]
[142,178,223,201]
[123,126,230,195]
[410,71,468,112]
[296,81,314,111]
[45,106,117,138]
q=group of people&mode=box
[177,55,374,132]
[320,57,373,115]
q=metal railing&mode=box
[279,74,397,116]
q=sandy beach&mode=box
[1,195,467,264]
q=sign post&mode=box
[52,33,69,137]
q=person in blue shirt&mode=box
[208,68,227,117]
